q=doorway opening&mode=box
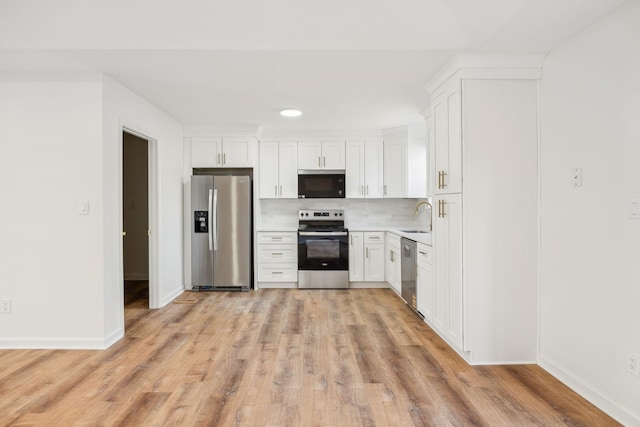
[122,131,150,309]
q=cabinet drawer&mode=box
[257,263,298,282]
[417,243,433,266]
[257,232,297,244]
[258,245,297,263]
[386,232,401,250]
[364,232,385,244]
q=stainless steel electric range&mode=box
[297,209,349,289]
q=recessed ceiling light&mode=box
[280,108,303,117]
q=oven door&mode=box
[298,231,349,270]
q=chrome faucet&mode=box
[414,200,433,232]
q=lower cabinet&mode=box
[416,243,434,322]
[348,232,364,281]
[364,232,385,281]
[385,232,401,293]
[256,232,298,286]
[433,193,463,350]
[349,231,385,282]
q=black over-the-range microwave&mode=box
[298,170,345,198]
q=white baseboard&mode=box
[104,327,124,349]
[539,354,640,426]
[469,359,537,366]
[0,328,124,350]
[159,286,185,307]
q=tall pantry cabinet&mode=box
[426,56,542,364]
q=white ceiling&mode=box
[0,0,628,129]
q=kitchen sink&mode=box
[400,230,430,234]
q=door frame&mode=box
[120,125,159,310]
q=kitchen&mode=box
[1,0,639,425]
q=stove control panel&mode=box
[299,209,344,220]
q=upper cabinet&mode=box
[259,141,298,199]
[383,125,428,198]
[298,141,345,170]
[191,137,254,168]
[345,140,384,198]
[431,79,462,195]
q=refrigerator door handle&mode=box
[213,188,219,251]
[208,189,213,251]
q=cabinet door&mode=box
[322,141,346,169]
[383,136,407,198]
[298,141,322,170]
[385,247,401,293]
[434,193,463,349]
[364,243,385,282]
[222,137,253,167]
[348,232,364,281]
[259,142,279,199]
[364,140,384,198]
[417,246,433,322]
[192,137,222,167]
[345,141,365,198]
[432,80,462,194]
[278,142,299,198]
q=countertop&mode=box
[347,227,432,246]
[257,226,432,245]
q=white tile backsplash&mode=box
[258,198,431,230]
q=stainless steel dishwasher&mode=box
[401,238,421,317]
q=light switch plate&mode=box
[78,200,90,215]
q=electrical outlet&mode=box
[626,352,640,376]
[1,298,11,314]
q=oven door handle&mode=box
[298,231,348,236]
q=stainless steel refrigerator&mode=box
[190,175,252,291]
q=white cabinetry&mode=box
[298,141,345,170]
[259,142,298,199]
[345,140,383,198]
[191,137,254,168]
[416,243,433,322]
[385,232,401,294]
[425,58,540,363]
[433,194,462,348]
[348,232,364,282]
[383,126,427,198]
[363,232,384,282]
[431,80,462,195]
[256,232,298,287]
[349,231,384,282]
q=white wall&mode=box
[0,74,106,348]
[102,76,184,340]
[0,73,184,349]
[539,1,640,424]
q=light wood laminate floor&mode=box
[0,288,619,426]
